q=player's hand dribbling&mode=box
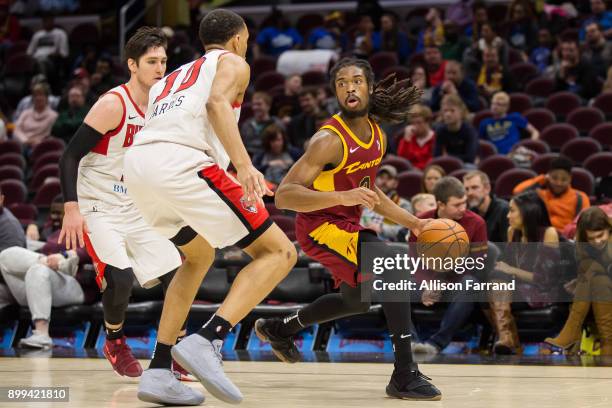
[236,164,273,207]
[410,218,433,237]
[58,202,89,250]
[340,187,380,210]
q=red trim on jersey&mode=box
[91,91,126,155]
[121,84,145,118]
[231,101,241,108]
[83,232,107,290]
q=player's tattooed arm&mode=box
[275,130,379,212]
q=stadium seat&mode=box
[8,203,38,225]
[566,107,605,135]
[584,152,612,178]
[524,108,555,131]
[381,65,411,81]
[0,165,23,181]
[254,71,285,92]
[570,168,595,196]
[0,140,22,155]
[368,52,399,78]
[592,92,612,119]
[539,123,579,151]
[509,92,533,114]
[509,63,539,90]
[397,170,423,200]
[29,138,65,164]
[28,163,60,192]
[381,155,412,172]
[525,77,554,98]
[0,153,26,169]
[545,92,581,120]
[301,70,327,86]
[494,168,537,199]
[472,109,494,129]
[478,140,498,160]
[515,139,550,154]
[449,168,469,181]
[32,151,63,173]
[428,156,464,174]
[252,55,277,79]
[265,202,283,217]
[270,215,296,241]
[531,153,560,174]
[69,23,100,49]
[478,155,516,183]
[588,122,612,150]
[0,179,27,205]
[560,138,602,165]
[32,179,61,209]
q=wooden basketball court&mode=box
[1,357,611,407]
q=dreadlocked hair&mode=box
[329,57,423,124]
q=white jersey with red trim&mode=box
[134,49,241,170]
[77,84,145,206]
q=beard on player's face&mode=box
[338,96,370,119]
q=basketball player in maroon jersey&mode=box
[255,58,442,400]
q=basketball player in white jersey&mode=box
[58,28,203,403]
[124,9,297,405]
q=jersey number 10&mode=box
[153,56,207,104]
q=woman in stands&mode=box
[252,124,295,186]
[545,207,612,355]
[420,164,445,194]
[487,191,561,354]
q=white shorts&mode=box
[79,200,182,289]
[123,142,271,249]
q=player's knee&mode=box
[104,266,135,304]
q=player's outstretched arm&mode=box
[275,130,379,212]
[207,53,271,205]
[58,94,123,249]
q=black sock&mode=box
[390,332,417,375]
[197,314,232,342]
[277,312,305,337]
[106,325,124,340]
[149,342,172,369]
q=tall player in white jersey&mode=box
[58,28,199,399]
[124,9,297,405]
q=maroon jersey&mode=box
[297,113,385,225]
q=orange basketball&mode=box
[416,218,470,272]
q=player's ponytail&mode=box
[369,73,422,124]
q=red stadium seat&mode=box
[32,151,63,173]
[509,63,539,90]
[560,138,602,165]
[381,155,412,173]
[0,140,22,155]
[592,92,612,119]
[8,202,38,225]
[478,155,516,183]
[368,52,399,78]
[494,168,537,199]
[539,123,579,151]
[566,107,605,135]
[545,92,581,119]
[381,65,411,81]
[301,70,327,87]
[0,179,27,206]
[396,170,423,200]
[30,137,65,164]
[570,168,595,196]
[509,92,533,114]
[254,71,285,92]
[472,110,494,129]
[29,163,60,192]
[531,153,560,174]
[0,165,23,181]
[449,168,469,181]
[525,77,554,98]
[252,56,277,79]
[0,153,26,169]
[32,179,62,209]
[478,140,498,160]
[515,139,550,154]
[428,156,464,174]
[588,122,612,150]
[524,108,555,132]
[584,152,612,178]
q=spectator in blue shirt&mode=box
[256,11,303,57]
[479,92,539,155]
[307,11,346,51]
[430,61,481,112]
[579,0,612,41]
[530,28,554,73]
[372,12,411,63]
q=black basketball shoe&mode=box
[386,369,442,401]
[254,318,301,363]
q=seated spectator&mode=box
[446,0,473,30]
[240,92,283,155]
[488,191,561,354]
[0,246,83,348]
[409,64,433,105]
[504,0,537,53]
[13,75,60,122]
[464,22,509,80]
[316,87,339,116]
[479,92,539,154]
[579,0,612,41]
[90,55,122,97]
[287,88,321,152]
[372,12,411,63]
[26,14,69,68]
[513,156,591,232]
[545,207,612,355]
[0,185,26,253]
[465,1,488,40]
[421,164,446,194]
[51,85,88,143]
[424,45,447,88]
[409,177,488,354]
[477,47,517,99]
[24,196,64,246]
[0,3,20,47]
[417,8,445,52]
[411,193,437,215]
[351,14,375,59]
[581,22,612,80]
[434,94,478,164]
[439,20,471,62]
[252,125,294,186]
[255,10,302,57]
[308,11,346,51]
[476,22,505,56]
[551,38,600,101]
[397,104,435,170]
[530,27,554,73]
[463,170,509,242]
[431,60,481,112]
[13,82,58,149]
[272,74,302,123]
[360,165,412,242]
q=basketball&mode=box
[416,219,470,271]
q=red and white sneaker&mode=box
[103,337,143,377]
[172,359,197,382]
